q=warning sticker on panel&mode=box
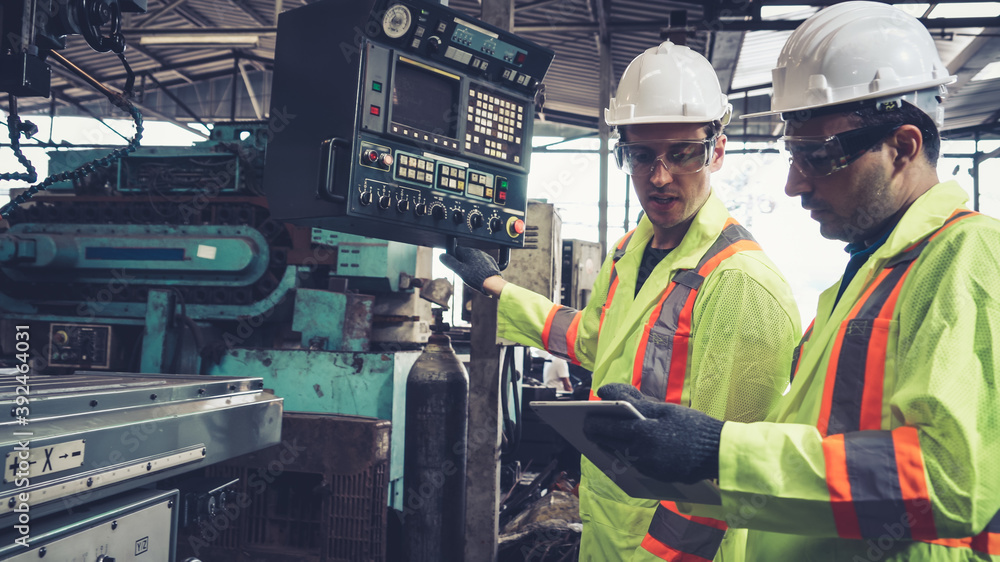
[4,439,86,483]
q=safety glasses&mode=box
[781,122,904,177]
[613,138,717,176]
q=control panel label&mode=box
[4,439,86,483]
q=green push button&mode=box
[373,81,383,92]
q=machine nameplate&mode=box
[3,439,85,483]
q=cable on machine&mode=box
[0,49,143,218]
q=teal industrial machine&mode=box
[0,122,448,509]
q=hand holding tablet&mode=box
[530,399,721,504]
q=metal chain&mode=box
[1,77,143,218]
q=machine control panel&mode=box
[263,0,553,250]
[371,0,551,94]
[48,323,112,369]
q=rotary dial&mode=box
[382,4,412,39]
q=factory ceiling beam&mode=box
[63,52,270,86]
[238,62,264,120]
[228,0,273,26]
[709,30,745,95]
[49,89,133,142]
[42,60,274,114]
[165,0,268,92]
[127,43,197,85]
[514,16,1000,33]
[175,4,218,28]
[49,60,209,138]
[988,106,1000,128]
[121,27,277,36]
[758,0,990,4]
[513,0,564,13]
[144,72,210,131]
[947,33,1000,97]
[134,0,191,28]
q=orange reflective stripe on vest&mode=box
[641,501,727,561]
[816,210,978,436]
[928,511,1000,555]
[808,210,998,548]
[636,219,761,402]
[540,230,639,365]
[600,230,637,332]
[822,427,937,540]
[629,220,758,560]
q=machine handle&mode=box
[446,236,509,271]
[498,247,510,271]
[317,137,351,202]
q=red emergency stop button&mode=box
[506,217,525,238]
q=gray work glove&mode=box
[583,383,724,484]
[438,246,501,296]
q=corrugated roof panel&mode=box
[5,0,997,139]
[729,30,789,91]
[729,7,817,92]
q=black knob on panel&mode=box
[415,203,428,216]
[378,195,392,209]
[359,192,373,206]
[489,217,502,232]
[431,204,446,221]
[452,210,464,224]
[397,199,411,213]
[427,36,442,53]
[469,212,484,229]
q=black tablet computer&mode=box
[530,400,721,504]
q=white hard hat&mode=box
[743,1,956,125]
[605,40,732,127]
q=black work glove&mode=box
[438,246,501,296]
[583,383,724,484]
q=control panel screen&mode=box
[392,58,460,141]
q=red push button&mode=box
[370,105,381,116]
[506,217,525,237]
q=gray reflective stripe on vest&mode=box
[639,222,758,400]
[546,306,579,361]
[639,286,693,399]
[647,502,726,560]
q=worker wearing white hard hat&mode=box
[440,40,801,561]
[584,3,1000,560]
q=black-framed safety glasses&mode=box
[780,122,904,178]
[613,137,717,176]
